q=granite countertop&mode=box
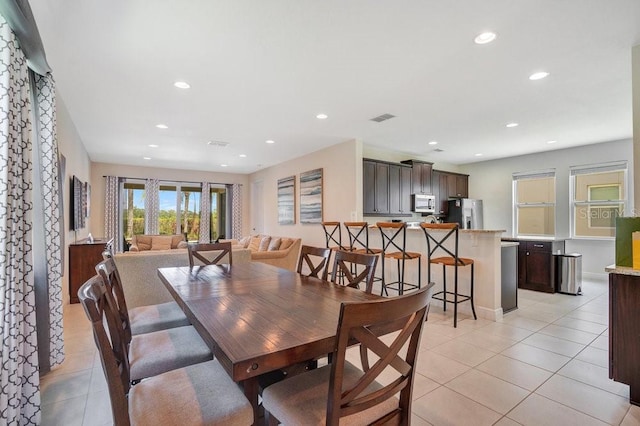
[501,241,520,248]
[605,265,640,276]
[501,236,568,242]
[405,227,506,233]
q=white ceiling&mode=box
[29,0,640,174]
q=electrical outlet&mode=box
[350,211,357,221]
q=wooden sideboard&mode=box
[69,239,109,303]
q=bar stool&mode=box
[376,222,421,296]
[420,222,476,328]
[344,222,383,288]
[321,221,347,251]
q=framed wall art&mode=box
[299,168,323,223]
[277,175,296,225]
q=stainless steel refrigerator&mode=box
[446,199,484,229]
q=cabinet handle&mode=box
[533,244,544,248]
[526,252,530,256]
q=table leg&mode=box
[242,377,262,426]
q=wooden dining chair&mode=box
[95,256,190,341]
[297,245,332,280]
[329,250,379,294]
[95,259,212,383]
[262,283,435,425]
[78,275,253,426]
[188,242,233,267]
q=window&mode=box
[570,161,627,238]
[210,186,227,241]
[122,181,145,244]
[513,170,556,237]
[159,183,202,241]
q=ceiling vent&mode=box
[370,113,396,123]
[433,148,444,152]
[207,140,229,147]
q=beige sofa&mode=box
[129,234,187,252]
[222,235,302,271]
[114,247,251,308]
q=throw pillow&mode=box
[151,235,173,250]
[258,236,272,251]
[268,237,282,251]
[136,235,152,251]
[238,236,251,248]
[280,238,295,250]
[248,236,263,252]
[171,234,186,248]
[177,241,188,249]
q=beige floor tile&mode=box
[493,416,523,426]
[88,368,108,394]
[457,329,518,353]
[445,369,530,414]
[64,334,97,355]
[41,394,86,426]
[557,359,629,397]
[536,375,629,424]
[41,370,92,405]
[431,339,496,367]
[419,329,454,350]
[575,346,609,368]
[412,386,501,426]
[501,343,571,372]
[520,333,586,357]
[515,307,564,323]
[411,373,441,400]
[478,322,534,341]
[82,390,112,426]
[621,405,640,426]
[507,393,607,426]
[589,335,608,351]
[410,413,433,426]
[538,323,599,345]
[564,310,608,325]
[415,350,470,384]
[499,315,548,332]
[424,322,475,338]
[476,354,552,391]
[553,317,608,334]
[47,351,96,378]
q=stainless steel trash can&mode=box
[554,253,582,295]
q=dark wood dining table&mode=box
[157,261,382,425]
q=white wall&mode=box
[57,95,92,304]
[460,139,633,276]
[248,140,361,248]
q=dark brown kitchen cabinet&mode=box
[401,160,433,194]
[609,272,640,405]
[389,164,412,215]
[508,239,565,293]
[69,239,110,303]
[363,160,389,215]
[433,170,469,215]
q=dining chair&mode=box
[421,222,477,328]
[96,256,190,340]
[95,259,212,383]
[262,283,435,425]
[188,241,233,267]
[297,245,332,280]
[328,250,378,294]
[78,275,253,426]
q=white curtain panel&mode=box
[231,183,242,239]
[199,182,211,242]
[104,176,120,252]
[144,178,159,235]
[34,73,64,368]
[0,16,41,424]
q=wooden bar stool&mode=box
[344,221,383,287]
[321,221,347,251]
[376,222,421,296]
[420,222,476,328]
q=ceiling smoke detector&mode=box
[207,140,229,147]
[370,113,396,123]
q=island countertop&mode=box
[605,265,640,276]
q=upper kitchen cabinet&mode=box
[363,159,412,216]
[389,164,412,215]
[401,160,433,195]
[433,170,469,215]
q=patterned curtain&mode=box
[231,183,242,239]
[144,178,159,234]
[104,176,121,252]
[0,16,40,424]
[199,182,211,243]
[34,73,64,368]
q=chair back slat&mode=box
[78,275,132,426]
[297,245,332,280]
[376,222,407,255]
[329,250,378,294]
[322,221,346,250]
[343,222,371,253]
[96,257,132,345]
[420,222,462,282]
[326,283,434,425]
[188,242,233,267]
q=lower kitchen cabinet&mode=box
[503,239,565,293]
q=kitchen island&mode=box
[369,226,506,321]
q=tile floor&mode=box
[41,276,640,425]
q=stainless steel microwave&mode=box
[411,194,436,213]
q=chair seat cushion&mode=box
[129,326,213,381]
[129,359,253,426]
[262,361,397,425]
[129,301,190,335]
[430,256,474,266]
[384,251,421,260]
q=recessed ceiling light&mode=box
[474,153,483,157]
[265,140,275,144]
[529,71,549,81]
[316,113,328,120]
[428,141,438,145]
[547,140,557,144]
[156,124,168,129]
[220,164,228,167]
[474,32,497,44]
[239,154,247,158]
[143,157,151,160]
[174,81,190,89]
[506,123,519,128]
[148,144,159,148]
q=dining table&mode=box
[157,261,382,425]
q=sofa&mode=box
[129,234,188,252]
[114,247,251,308]
[222,235,302,271]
